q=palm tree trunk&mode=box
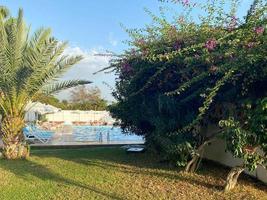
[1,115,29,159]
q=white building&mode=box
[25,102,61,122]
[25,101,115,125]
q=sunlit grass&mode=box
[0,147,266,200]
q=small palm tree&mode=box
[0,8,91,159]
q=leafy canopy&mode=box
[107,0,267,168]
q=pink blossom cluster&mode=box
[122,62,132,73]
[135,38,146,47]
[255,27,264,35]
[129,48,137,56]
[173,0,193,7]
[141,49,149,58]
[228,16,237,31]
[204,39,217,51]
[182,0,190,6]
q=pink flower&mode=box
[182,0,190,6]
[129,48,137,56]
[174,0,193,6]
[204,39,217,51]
[228,16,237,31]
[255,27,264,35]
[122,62,132,73]
[141,49,149,57]
[135,38,146,46]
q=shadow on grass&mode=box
[79,158,227,190]
[34,147,170,169]
[75,158,226,191]
[0,158,124,200]
[32,147,230,191]
[35,147,267,193]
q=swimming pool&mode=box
[72,126,144,143]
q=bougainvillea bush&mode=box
[105,0,267,191]
[219,97,267,191]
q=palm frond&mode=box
[0,6,9,18]
[0,8,90,118]
[24,54,83,97]
[0,9,27,93]
[0,10,9,87]
[0,87,28,117]
[41,80,91,95]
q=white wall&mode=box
[203,139,267,184]
[45,110,115,124]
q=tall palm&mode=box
[0,8,91,159]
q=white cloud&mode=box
[56,46,115,102]
[63,46,110,68]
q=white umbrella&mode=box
[25,101,60,115]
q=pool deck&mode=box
[0,133,144,149]
[31,143,145,150]
[30,139,144,148]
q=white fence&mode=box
[45,110,115,124]
[203,139,267,184]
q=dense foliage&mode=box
[220,98,267,172]
[35,86,107,111]
[106,0,267,190]
[0,7,90,159]
[68,85,108,110]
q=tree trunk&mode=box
[224,166,244,192]
[1,116,29,159]
[185,154,202,173]
[184,139,213,173]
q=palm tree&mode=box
[0,6,9,18]
[0,8,91,159]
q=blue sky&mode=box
[2,0,169,55]
[2,0,253,101]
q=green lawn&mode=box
[0,147,266,200]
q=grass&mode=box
[0,147,266,200]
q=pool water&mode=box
[72,126,144,143]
